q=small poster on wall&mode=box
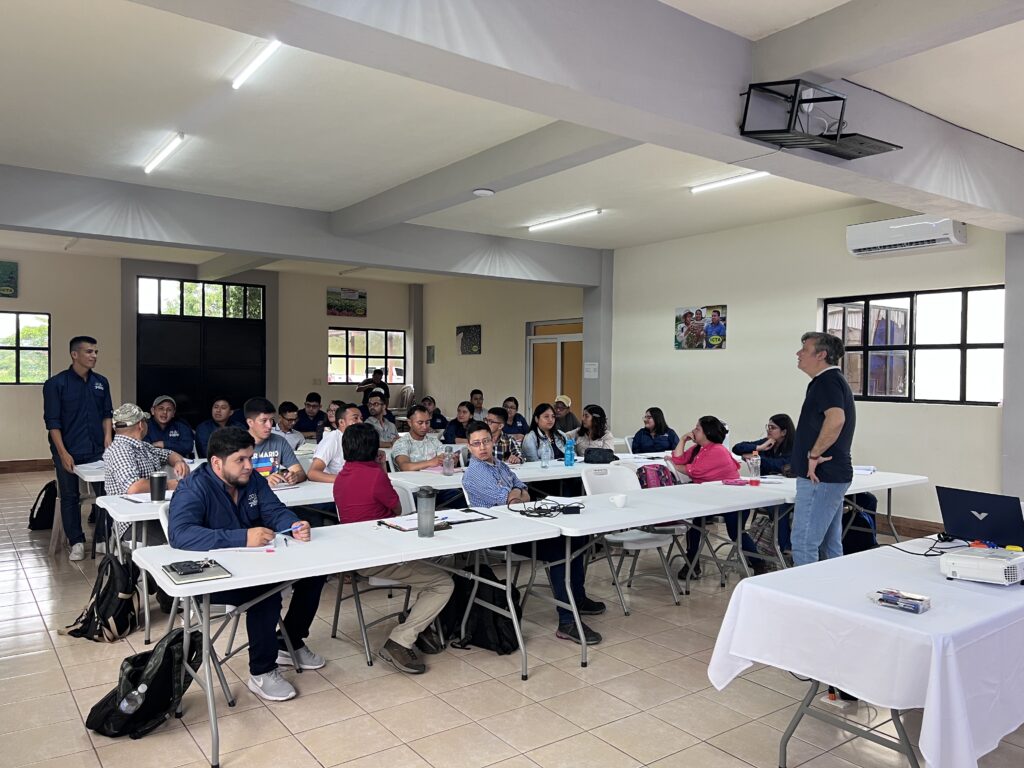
[675,305,727,350]
[456,324,482,355]
[0,261,17,298]
[327,287,367,317]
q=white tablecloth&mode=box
[708,539,1024,768]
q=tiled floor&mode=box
[2,469,1023,767]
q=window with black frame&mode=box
[823,286,1004,405]
[327,328,406,384]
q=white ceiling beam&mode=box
[753,0,1024,82]
[196,252,275,281]
[331,121,639,235]
[0,164,604,286]
[131,0,1024,231]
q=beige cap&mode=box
[112,403,150,428]
[554,395,572,407]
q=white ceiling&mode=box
[853,20,1024,152]
[656,0,852,40]
[413,144,865,249]
[0,0,551,211]
[0,230,217,264]
[258,260,452,284]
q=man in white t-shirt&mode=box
[391,405,444,471]
[307,403,363,482]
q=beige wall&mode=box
[421,277,584,417]
[0,247,122,461]
[276,273,410,406]
[612,203,1006,522]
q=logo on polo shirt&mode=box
[247,493,258,507]
[169,430,180,438]
[93,382,105,390]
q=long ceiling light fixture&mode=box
[143,132,186,174]
[232,39,282,90]
[528,209,602,232]
[689,170,770,194]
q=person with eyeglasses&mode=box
[294,392,328,438]
[520,403,569,462]
[631,407,680,454]
[485,407,522,464]
[271,400,305,452]
[501,396,530,439]
[462,421,605,645]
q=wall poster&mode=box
[456,324,481,355]
[327,287,367,317]
[675,304,727,349]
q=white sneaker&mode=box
[95,541,106,554]
[247,668,296,701]
[69,543,85,562]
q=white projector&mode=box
[940,548,1024,586]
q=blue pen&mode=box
[275,523,303,535]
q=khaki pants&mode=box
[358,561,454,649]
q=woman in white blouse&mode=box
[567,404,615,455]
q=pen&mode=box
[275,523,303,535]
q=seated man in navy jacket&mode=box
[168,427,326,703]
[146,395,196,458]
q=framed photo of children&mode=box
[674,305,727,350]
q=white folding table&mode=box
[135,513,558,768]
[709,537,1024,768]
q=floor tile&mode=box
[372,696,470,742]
[479,702,581,752]
[698,677,796,718]
[266,687,364,734]
[539,686,639,729]
[0,718,94,768]
[591,712,700,764]
[649,693,751,740]
[0,668,70,706]
[598,637,683,668]
[95,725,203,768]
[0,690,81,736]
[596,670,688,709]
[647,742,754,767]
[526,732,639,768]
[408,722,518,768]
[335,744,433,768]
[551,650,638,685]
[438,679,533,721]
[760,704,858,751]
[298,714,401,766]
[187,706,290,760]
[709,720,823,768]
[409,657,490,695]
[497,664,587,702]
[343,672,431,712]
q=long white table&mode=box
[135,513,559,768]
[389,459,588,491]
[709,537,1024,768]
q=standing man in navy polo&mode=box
[43,336,113,561]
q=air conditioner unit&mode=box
[847,214,967,256]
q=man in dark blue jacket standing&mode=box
[169,427,325,702]
[43,335,113,561]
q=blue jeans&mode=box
[53,456,103,547]
[792,478,851,566]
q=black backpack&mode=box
[62,554,141,642]
[86,628,202,739]
[28,480,57,530]
[439,564,522,655]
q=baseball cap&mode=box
[554,395,572,408]
[152,395,176,409]
[112,403,150,428]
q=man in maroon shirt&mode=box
[332,423,453,673]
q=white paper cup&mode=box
[609,494,627,508]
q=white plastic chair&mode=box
[581,467,680,605]
[624,436,634,454]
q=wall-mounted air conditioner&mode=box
[847,214,967,256]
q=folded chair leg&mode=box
[602,537,629,616]
[657,547,681,606]
[331,576,345,639]
[351,580,374,667]
[625,551,640,588]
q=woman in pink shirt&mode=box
[670,416,757,579]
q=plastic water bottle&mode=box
[118,684,148,715]
[442,445,455,476]
[564,439,576,467]
[539,440,553,468]
[746,450,761,486]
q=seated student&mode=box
[358,390,398,424]
[364,391,398,447]
[566,404,615,455]
[391,405,444,471]
[733,414,795,552]
[462,420,604,644]
[421,396,448,430]
[195,398,231,459]
[333,423,454,674]
[553,395,581,433]
[520,403,569,462]
[470,388,485,420]
[307,403,363,483]
[169,427,326,702]
[442,401,473,444]
[271,400,306,452]
[501,396,530,439]
[485,407,522,464]
[632,407,681,453]
[294,392,328,438]
[146,395,195,458]
[245,397,307,485]
[671,416,758,578]
[324,400,343,432]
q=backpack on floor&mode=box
[86,627,202,739]
[28,480,58,530]
[636,463,678,489]
[438,564,523,655]
[62,553,140,642]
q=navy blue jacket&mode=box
[429,411,449,430]
[194,420,226,459]
[631,428,680,454]
[295,410,328,434]
[42,366,112,461]
[731,438,792,475]
[168,462,297,551]
[145,418,195,458]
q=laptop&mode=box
[936,486,1024,547]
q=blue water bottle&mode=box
[564,439,575,467]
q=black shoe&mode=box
[677,563,702,580]
[749,558,770,576]
[577,597,606,616]
[555,622,602,645]
[415,626,445,655]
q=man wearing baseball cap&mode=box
[553,394,580,433]
[145,395,196,458]
[104,403,191,498]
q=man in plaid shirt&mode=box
[103,402,191,497]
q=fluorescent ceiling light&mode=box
[232,39,282,90]
[689,170,770,194]
[143,132,185,174]
[528,209,602,232]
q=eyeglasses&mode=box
[485,419,504,426]
[468,438,493,448]
[765,424,780,431]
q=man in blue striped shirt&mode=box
[462,421,604,646]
